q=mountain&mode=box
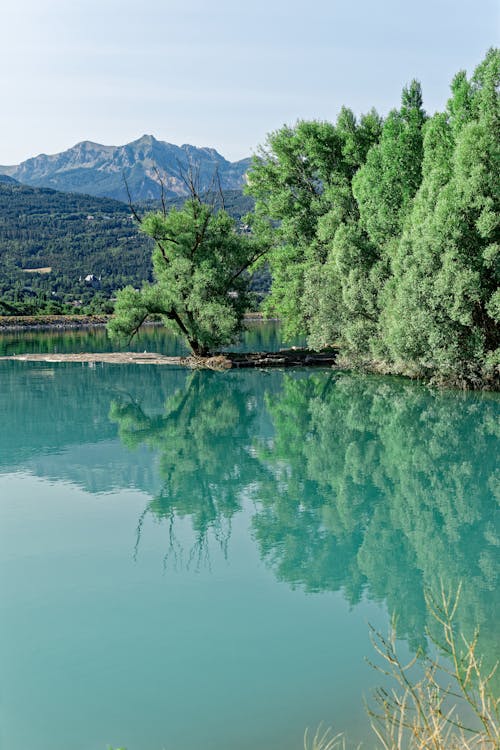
[0,135,251,202]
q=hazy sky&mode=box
[1,0,498,164]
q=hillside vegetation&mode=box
[0,182,260,314]
[0,181,152,312]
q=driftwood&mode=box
[200,348,338,370]
[0,348,338,369]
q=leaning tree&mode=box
[108,172,267,356]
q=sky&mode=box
[1,0,498,164]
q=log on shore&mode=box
[0,348,338,369]
[218,349,338,369]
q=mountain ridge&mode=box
[0,135,252,202]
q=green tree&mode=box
[352,80,426,249]
[247,113,382,339]
[302,83,426,358]
[108,189,265,356]
[381,49,500,385]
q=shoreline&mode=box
[0,349,338,370]
[0,312,270,332]
[1,318,496,389]
[0,314,110,331]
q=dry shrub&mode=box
[304,725,347,750]
[368,583,499,749]
[305,583,499,750]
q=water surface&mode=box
[0,319,300,357]
[0,328,498,750]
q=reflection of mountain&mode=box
[24,441,161,497]
[0,362,187,494]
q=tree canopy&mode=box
[107,189,266,356]
[101,49,500,385]
[247,49,499,387]
[380,48,500,384]
[246,112,382,339]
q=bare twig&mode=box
[122,172,143,224]
[153,166,168,217]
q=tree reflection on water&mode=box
[110,370,264,568]
[110,369,499,675]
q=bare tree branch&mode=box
[177,158,202,201]
[216,168,226,211]
[227,246,269,287]
[122,172,143,224]
[190,210,211,258]
[153,166,168,218]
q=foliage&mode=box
[246,113,382,339]
[250,50,499,386]
[250,83,426,359]
[380,48,500,385]
[353,80,427,249]
[107,195,266,355]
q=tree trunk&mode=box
[189,339,209,357]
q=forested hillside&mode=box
[0,182,260,314]
[0,181,153,312]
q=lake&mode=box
[0,325,498,750]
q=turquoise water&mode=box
[0,328,498,750]
[0,319,300,357]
